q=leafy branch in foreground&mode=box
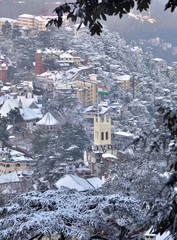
[47,0,177,35]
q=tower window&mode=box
[101,132,104,140]
[106,131,108,140]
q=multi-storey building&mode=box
[17,14,35,29]
[60,52,81,67]
[34,16,48,31]
[117,74,132,89]
[34,15,57,31]
[152,58,168,73]
[17,14,57,31]
[71,73,98,107]
[72,80,97,106]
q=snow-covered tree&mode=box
[0,188,145,240]
[32,122,89,188]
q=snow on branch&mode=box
[0,189,144,240]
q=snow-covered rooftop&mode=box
[0,172,20,184]
[145,229,173,240]
[87,177,103,189]
[0,147,33,162]
[34,16,49,22]
[83,105,111,115]
[114,131,135,138]
[36,112,58,126]
[60,52,74,59]
[20,107,41,121]
[43,48,61,55]
[153,58,164,62]
[0,17,16,23]
[102,153,117,159]
[0,99,18,116]
[55,174,94,191]
[18,14,35,19]
[0,96,42,119]
[0,170,33,185]
[55,174,103,191]
[117,74,131,81]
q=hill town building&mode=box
[0,148,33,175]
[0,63,8,83]
[16,14,57,31]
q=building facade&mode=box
[17,14,35,29]
[0,160,31,175]
[72,80,97,106]
[94,112,112,146]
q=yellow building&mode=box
[34,15,57,31]
[34,16,48,31]
[60,52,74,61]
[60,52,81,66]
[0,149,32,175]
[0,160,32,175]
[89,73,97,82]
[76,87,89,107]
[16,14,58,31]
[1,14,57,32]
[17,14,35,29]
[117,74,132,89]
[94,110,112,146]
[73,56,81,66]
[84,107,113,175]
[72,80,97,106]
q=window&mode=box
[6,164,10,168]
[101,132,104,140]
[16,163,21,167]
[106,131,108,140]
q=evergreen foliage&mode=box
[0,189,144,240]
